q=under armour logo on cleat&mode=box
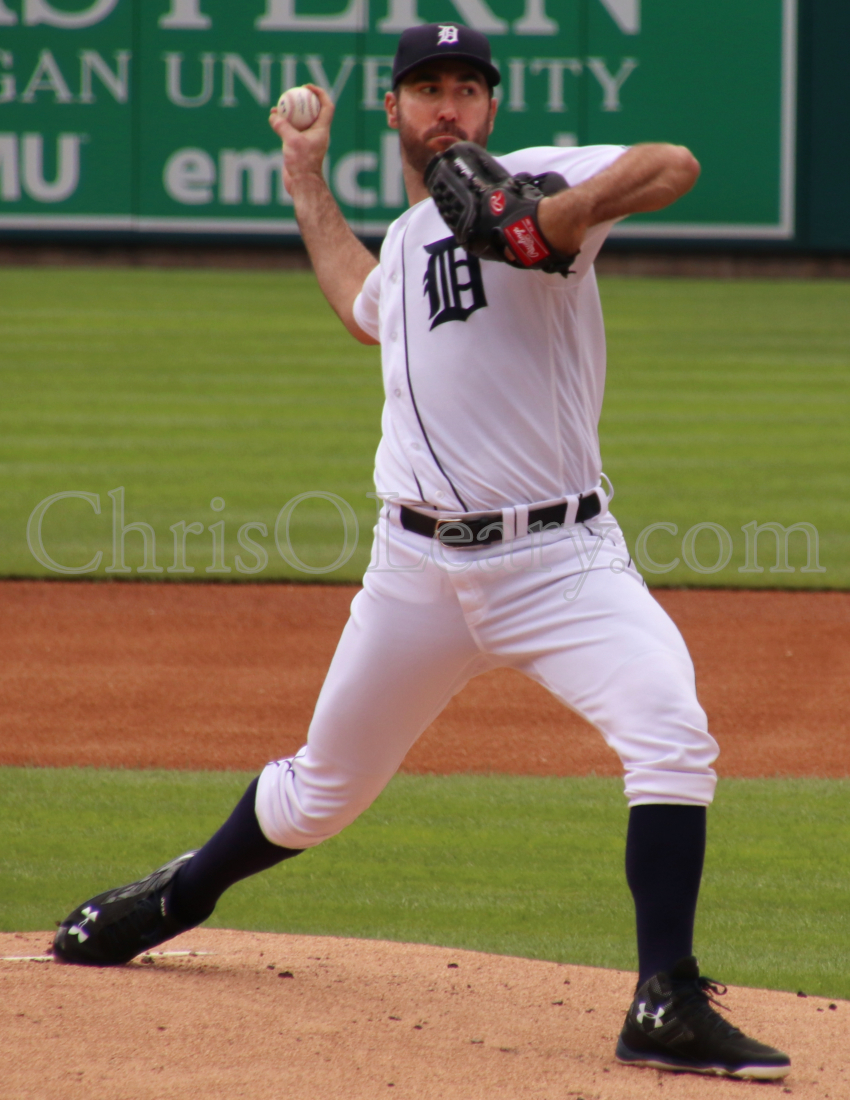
[68,906,99,943]
[636,1000,668,1029]
[437,24,459,45]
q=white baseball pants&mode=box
[256,511,718,850]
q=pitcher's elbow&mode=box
[670,144,701,191]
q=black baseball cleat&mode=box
[616,956,790,1080]
[53,851,207,966]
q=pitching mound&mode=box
[2,930,845,1099]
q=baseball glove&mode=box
[424,141,577,276]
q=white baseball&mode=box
[277,86,321,131]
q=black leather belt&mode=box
[400,492,602,548]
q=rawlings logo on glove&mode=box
[424,141,578,277]
[504,216,548,264]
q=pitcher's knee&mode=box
[255,753,387,849]
[620,694,719,806]
[597,652,719,808]
[624,761,717,807]
[616,701,718,803]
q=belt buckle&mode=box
[437,516,507,547]
[435,518,474,546]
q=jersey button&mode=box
[394,388,402,398]
[390,331,398,341]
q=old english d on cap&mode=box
[392,23,501,88]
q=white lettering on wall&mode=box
[333,150,377,207]
[441,0,507,33]
[0,0,639,36]
[513,0,558,35]
[160,140,405,209]
[160,0,211,30]
[164,52,215,107]
[219,148,290,204]
[507,59,525,112]
[0,134,20,199]
[529,58,582,112]
[221,54,273,107]
[380,131,403,206]
[22,133,82,201]
[586,56,638,111]
[79,50,131,103]
[598,0,640,35]
[377,0,420,32]
[164,148,216,203]
[0,50,15,102]
[280,54,298,92]
[21,49,73,103]
[362,56,393,110]
[379,0,507,34]
[24,0,119,29]
[257,0,367,33]
[153,52,640,115]
[304,54,356,103]
[489,57,501,104]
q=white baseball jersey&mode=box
[353,144,626,515]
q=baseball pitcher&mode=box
[54,23,789,1082]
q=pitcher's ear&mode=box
[385,89,399,130]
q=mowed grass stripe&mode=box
[2,768,848,999]
[2,269,849,584]
[598,277,850,584]
[1,268,383,579]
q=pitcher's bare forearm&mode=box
[291,174,379,344]
[269,85,378,345]
[538,143,700,259]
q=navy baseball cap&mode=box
[392,23,501,88]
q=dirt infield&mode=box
[1,580,848,776]
[3,929,846,1100]
[3,580,849,1099]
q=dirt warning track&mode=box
[1,580,848,776]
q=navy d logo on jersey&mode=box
[423,237,487,329]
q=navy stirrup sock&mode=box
[625,804,706,985]
[168,777,303,926]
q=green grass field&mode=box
[3,269,848,997]
[3,769,849,999]
[2,268,848,585]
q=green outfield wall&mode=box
[0,0,846,247]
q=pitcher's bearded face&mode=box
[393,63,496,176]
[396,113,493,175]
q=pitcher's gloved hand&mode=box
[424,141,578,276]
